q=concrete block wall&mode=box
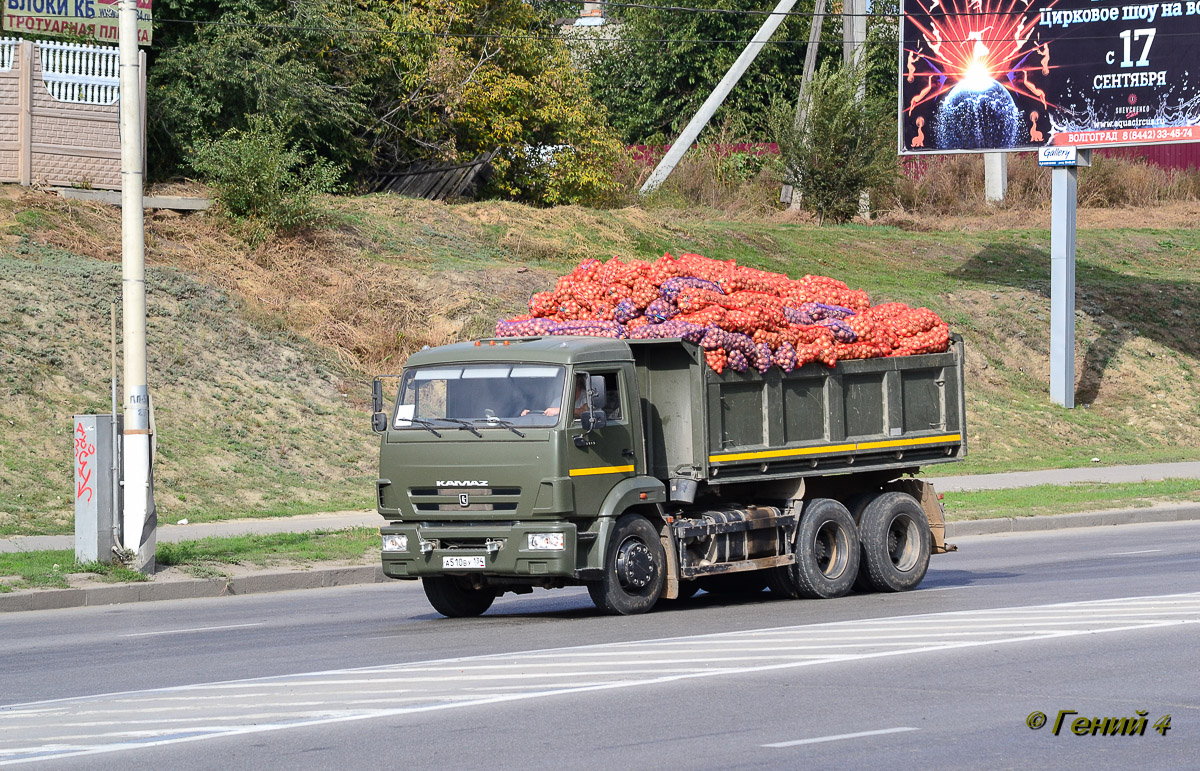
[0,40,143,190]
[0,42,19,184]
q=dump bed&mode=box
[630,335,966,485]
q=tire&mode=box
[857,491,931,593]
[768,498,860,600]
[848,493,882,593]
[422,576,497,617]
[588,514,666,615]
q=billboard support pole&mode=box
[1048,151,1089,408]
[984,153,1007,203]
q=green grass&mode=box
[0,550,149,593]
[0,528,378,591]
[942,478,1200,521]
[156,528,378,577]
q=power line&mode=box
[155,16,1200,48]
[154,16,878,44]
[541,0,1051,18]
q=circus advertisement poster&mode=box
[900,0,1200,153]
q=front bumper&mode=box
[380,521,580,579]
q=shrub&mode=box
[190,115,344,241]
[770,59,898,224]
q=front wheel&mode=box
[588,514,665,615]
[423,576,497,617]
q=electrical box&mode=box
[73,414,122,564]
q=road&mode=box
[2,521,1199,768]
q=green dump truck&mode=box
[372,334,966,617]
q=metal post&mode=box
[120,0,154,572]
[985,153,1008,203]
[1049,165,1077,408]
[639,0,801,195]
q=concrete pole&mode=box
[844,0,869,218]
[120,0,154,572]
[985,152,1008,203]
[782,0,826,207]
[1049,165,1077,408]
[640,0,801,195]
[843,0,867,73]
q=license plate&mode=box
[442,555,486,569]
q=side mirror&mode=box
[587,375,607,412]
[372,412,388,433]
[372,379,383,414]
[580,410,607,432]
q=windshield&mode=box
[395,364,567,430]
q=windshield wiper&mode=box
[474,418,526,438]
[405,417,443,437]
[436,418,483,437]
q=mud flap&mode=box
[660,520,681,599]
[888,478,956,554]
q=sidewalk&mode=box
[0,510,382,554]
[4,462,1200,611]
[933,460,1200,493]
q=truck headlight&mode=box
[382,534,408,552]
[527,533,565,550]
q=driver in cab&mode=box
[522,377,586,418]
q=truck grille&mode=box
[409,487,521,512]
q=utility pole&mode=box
[781,0,826,207]
[119,0,154,572]
[639,0,802,195]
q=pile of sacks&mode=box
[494,253,950,374]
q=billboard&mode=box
[900,0,1200,153]
[2,0,153,46]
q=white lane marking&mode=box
[763,726,919,747]
[1110,549,1163,556]
[121,623,262,638]
[3,592,1199,764]
[919,585,978,592]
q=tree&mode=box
[148,0,624,205]
[770,58,897,224]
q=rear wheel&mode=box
[768,498,860,599]
[423,576,497,617]
[588,514,665,615]
[857,492,931,592]
[847,493,881,593]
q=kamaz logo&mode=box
[437,480,488,487]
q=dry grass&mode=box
[7,192,554,374]
[894,152,1200,216]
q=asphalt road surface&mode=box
[3,521,1199,769]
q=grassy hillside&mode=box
[4,187,1200,536]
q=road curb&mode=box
[6,508,1200,613]
[945,503,1200,537]
[0,565,387,613]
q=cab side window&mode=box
[573,371,623,423]
[600,371,622,421]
